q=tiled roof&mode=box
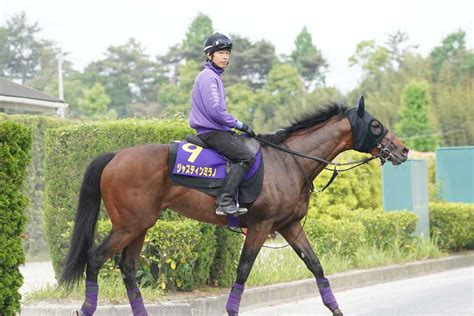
[0,78,64,103]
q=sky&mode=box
[1,0,473,93]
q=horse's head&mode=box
[347,96,409,165]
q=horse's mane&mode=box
[258,102,349,144]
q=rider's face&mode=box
[208,50,231,69]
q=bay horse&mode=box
[60,97,409,316]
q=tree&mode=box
[160,13,213,79]
[84,38,161,116]
[254,63,304,131]
[1,11,52,83]
[430,31,467,82]
[290,26,327,89]
[225,35,277,89]
[158,60,201,117]
[396,81,437,151]
[180,13,214,63]
[77,82,113,119]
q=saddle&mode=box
[168,134,264,204]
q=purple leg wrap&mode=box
[81,281,99,315]
[227,215,240,228]
[127,288,148,316]
[317,277,339,311]
[225,282,244,316]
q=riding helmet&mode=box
[203,33,233,54]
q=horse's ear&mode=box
[357,96,365,117]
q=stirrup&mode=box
[216,205,248,216]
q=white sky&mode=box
[1,0,473,93]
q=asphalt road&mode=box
[241,267,474,316]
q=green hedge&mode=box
[0,121,32,314]
[0,114,73,258]
[210,227,244,287]
[430,202,474,251]
[306,204,418,256]
[310,151,382,212]
[306,215,365,257]
[44,118,242,289]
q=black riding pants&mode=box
[198,131,256,166]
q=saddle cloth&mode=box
[168,137,264,204]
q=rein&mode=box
[254,135,380,193]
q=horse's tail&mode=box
[59,152,116,288]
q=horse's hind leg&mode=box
[119,232,148,316]
[81,229,138,316]
[278,222,343,316]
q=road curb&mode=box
[21,252,474,316]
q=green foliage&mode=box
[158,60,200,116]
[305,215,365,257]
[353,209,417,250]
[291,26,327,87]
[84,38,162,116]
[310,151,382,212]
[306,203,417,257]
[209,227,244,287]
[0,114,73,258]
[77,82,112,118]
[192,224,217,286]
[225,35,277,89]
[0,121,32,314]
[430,202,474,251]
[141,220,201,291]
[180,14,214,63]
[397,80,437,151]
[0,11,53,83]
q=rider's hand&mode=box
[240,122,255,137]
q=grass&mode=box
[23,235,445,304]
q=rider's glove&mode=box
[236,121,255,137]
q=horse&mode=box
[60,97,409,316]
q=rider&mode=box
[189,32,256,216]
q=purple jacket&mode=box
[189,62,238,134]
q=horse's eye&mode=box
[370,120,382,135]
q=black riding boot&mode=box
[216,162,250,216]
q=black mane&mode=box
[258,102,349,144]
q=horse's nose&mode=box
[402,147,409,159]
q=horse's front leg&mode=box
[226,220,273,316]
[278,221,343,316]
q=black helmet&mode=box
[203,33,233,54]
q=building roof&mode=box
[0,78,64,103]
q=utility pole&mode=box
[58,50,64,100]
[57,49,66,118]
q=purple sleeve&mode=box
[199,75,237,128]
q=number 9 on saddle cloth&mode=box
[168,134,264,204]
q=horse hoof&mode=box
[333,307,343,316]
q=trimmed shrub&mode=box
[0,114,73,258]
[305,215,365,257]
[210,227,244,287]
[0,121,32,314]
[141,220,202,291]
[310,150,382,213]
[306,204,418,255]
[355,209,417,250]
[192,223,217,286]
[430,202,474,251]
